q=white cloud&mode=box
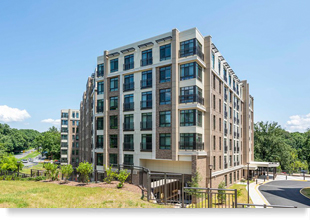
[41,118,61,125]
[286,113,310,132]
[0,105,31,122]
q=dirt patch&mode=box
[43,180,142,194]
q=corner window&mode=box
[180,62,202,81]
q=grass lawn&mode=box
[19,151,41,160]
[0,181,169,208]
[20,163,45,175]
[228,184,253,204]
[301,187,310,199]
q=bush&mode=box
[61,164,73,182]
[104,165,117,184]
[44,163,59,181]
[34,176,46,181]
[217,181,226,204]
[76,162,93,183]
[186,172,201,196]
[117,169,129,188]
[5,175,13,181]
[26,177,35,181]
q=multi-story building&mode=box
[78,27,258,187]
[60,109,80,167]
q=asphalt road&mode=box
[259,180,310,208]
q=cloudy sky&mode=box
[0,0,309,132]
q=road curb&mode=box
[255,181,271,206]
[300,187,310,200]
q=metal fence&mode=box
[237,203,297,208]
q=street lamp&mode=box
[209,164,213,188]
[247,162,250,204]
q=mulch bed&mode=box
[41,180,142,194]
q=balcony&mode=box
[179,94,204,105]
[123,82,134,92]
[123,62,134,71]
[179,47,204,60]
[140,121,152,130]
[97,106,103,113]
[140,79,152,89]
[123,122,134,131]
[140,142,152,152]
[141,100,152,110]
[179,142,204,151]
[123,142,134,151]
[96,143,103,149]
[123,102,134,111]
[141,57,153,66]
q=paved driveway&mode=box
[259,180,310,208]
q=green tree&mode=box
[61,164,74,183]
[44,163,60,181]
[0,153,23,172]
[76,162,93,183]
[116,169,129,188]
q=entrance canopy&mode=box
[243,161,280,170]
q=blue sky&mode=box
[0,0,309,132]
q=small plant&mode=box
[44,163,59,181]
[104,165,117,184]
[217,181,226,204]
[61,164,73,183]
[26,177,35,181]
[117,169,129,188]
[76,161,93,183]
[5,175,13,181]
[186,172,201,196]
[34,176,46,181]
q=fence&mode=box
[237,203,297,208]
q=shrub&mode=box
[26,177,35,181]
[44,163,59,181]
[217,181,226,204]
[117,169,129,188]
[186,172,201,196]
[34,176,46,181]
[61,164,73,183]
[104,165,117,184]
[76,162,93,183]
[5,175,13,181]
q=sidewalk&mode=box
[246,180,271,208]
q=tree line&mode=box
[0,123,60,160]
[254,121,310,173]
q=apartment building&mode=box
[60,109,80,167]
[79,27,256,188]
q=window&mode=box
[159,111,171,127]
[219,99,221,113]
[110,58,118,73]
[72,121,75,126]
[219,156,222,169]
[110,96,118,110]
[224,68,227,82]
[160,44,171,61]
[76,121,79,126]
[97,135,103,148]
[97,117,103,130]
[61,120,68,125]
[123,114,134,131]
[76,142,79,148]
[141,134,152,151]
[159,66,171,83]
[180,38,203,60]
[124,154,133,165]
[159,134,171,150]
[213,115,216,130]
[97,153,103,166]
[213,95,216,110]
[213,156,216,170]
[123,74,134,91]
[72,112,75,118]
[72,128,75,133]
[180,109,202,127]
[141,49,152,66]
[180,62,202,81]
[229,74,231,87]
[213,74,216,89]
[61,127,68,132]
[97,99,104,113]
[124,134,134,151]
[97,81,104,95]
[219,118,222,131]
[213,135,216,150]
[179,86,203,104]
[141,70,152,89]
[141,91,152,109]
[159,89,171,105]
[61,112,68,118]
[229,173,232,184]
[123,94,134,111]
[141,113,152,130]
[110,135,118,148]
[110,116,118,129]
[76,112,79,118]
[97,63,104,77]
[124,54,134,70]
[109,154,117,166]
[179,133,203,150]
[218,59,221,74]
[212,53,215,69]
[110,77,118,91]
[76,134,79,140]
[219,137,222,150]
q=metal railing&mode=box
[140,79,152,89]
[141,57,153,66]
[97,106,103,113]
[96,143,103,149]
[179,94,204,105]
[141,121,152,130]
[140,142,152,152]
[140,100,152,109]
[179,142,204,151]
[123,62,134,71]
[179,47,204,60]
[237,203,297,208]
[123,102,134,111]
[123,122,134,131]
[123,82,134,92]
[123,142,134,151]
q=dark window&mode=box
[159,66,171,83]
[110,116,118,129]
[110,96,118,110]
[97,81,104,95]
[160,44,171,61]
[159,134,171,150]
[180,62,202,81]
[213,156,216,170]
[141,49,152,66]
[141,113,152,130]
[110,134,118,148]
[180,109,195,126]
[179,133,203,150]
[97,135,103,149]
[109,154,117,166]
[97,99,104,113]
[179,86,203,104]
[141,70,152,89]
[124,134,134,151]
[159,89,171,105]
[97,117,103,130]
[212,53,215,69]
[123,114,134,131]
[124,54,134,70]
[179,38,203,60]
[123,74,134,92]
[97,63,104,77]
[159,111,171,127]
[110,58,118,73]
[141,91,152,109]
[110,77,118,91]
[97,153,103,166]
[124,154,133,165]
[141,134,152,151]
[123,94,134,111]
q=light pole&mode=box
[247,162,250,204]
[209,165,213,188]
[209,164,213,208]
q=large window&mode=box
[110,116,118,129]
[97,135,103,148]
[159,66,171,83]
[141,134,152,151]
[110,58,118,73]
[110,135,118,148]
[179,133,203,150]
[97,63,104,77]
[97,99,104,113]
[159,111,171,127]
[124,154,133,165]
[160,44,171,61]
[97,117,103,130]
[159,134,171,150]
[123,94,134,111]
[141,49,152,66]
[159,89,171,105]
[124,134,134,151]
[109,154,117,166]
[110,77,118,91]
[124,54,134,70]
[123,114,134,131]
[180,38,203,60]
[141,91,152,109]
[180,109,202,127]
[141,70,152,89]
[123,74,134,91]
[97,153,103,166]
[141,112,152,130]
[61,120,68,125]
[110,96,118,110]
[179,86,203,104]
[180,62,202,81]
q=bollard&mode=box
[256,179,258,184]
[286,175,287,180]
[264,177,265,182]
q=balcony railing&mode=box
[97,106,103,113]
[123,122,134,131]
[123,102,134,111]
[123,62,134,71]
[141,57,153,66]
[179,47,204,60]
[179,142,204,151]
[140,79,152,89]
[140,142,152,152]
[179,94,204,105]
[141,121,152,130]
[96,143,103,149]
[141,100,152,110]
[97,71,104,78]
[123,142,134,151]
[123,82,134,92]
